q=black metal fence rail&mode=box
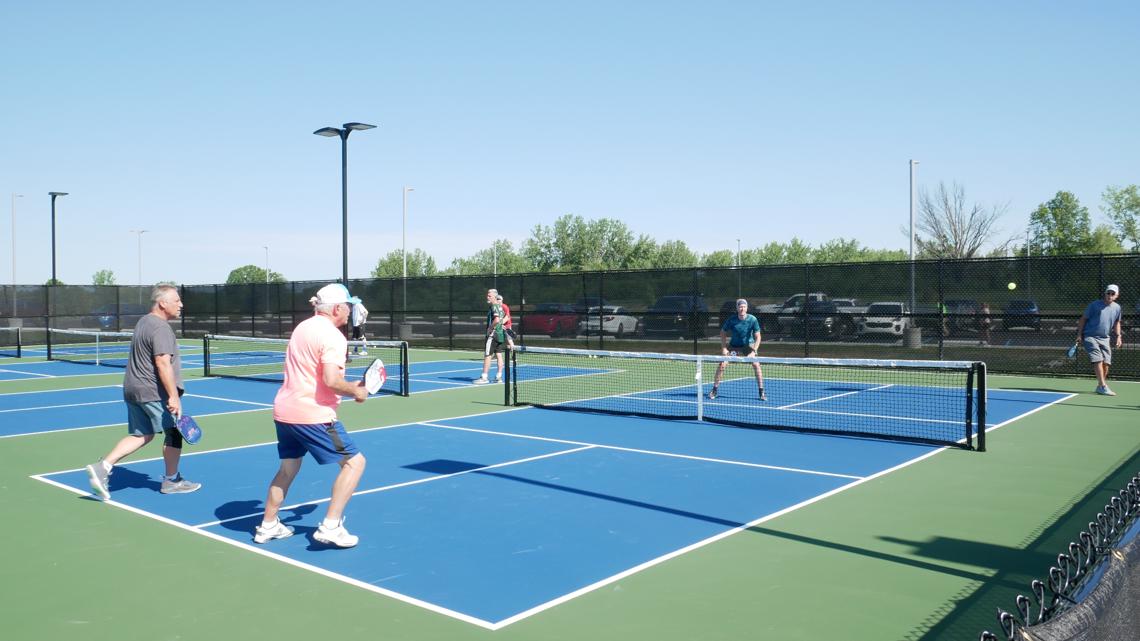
[979,472,1140,641]
[3,253,1138,378]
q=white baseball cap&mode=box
[1106,284,1120,295]
[310,283,361,306]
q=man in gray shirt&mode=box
[86,285,201,499]
[1075,284,1124,396]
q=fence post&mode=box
[448,276,454,351]
[937,260,945,360]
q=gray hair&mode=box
[308,296,338,315]
[487,288,498,296]
[151,284,178,305]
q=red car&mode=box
[520,303,579,337]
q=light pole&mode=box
[10,193,22,315]
[908,160,918,314]
[130,229,148,302]
[264,245,270,313]
[493,242,498,288]
[736,238,742,297]
[402,186,414,318]
[313,122,376,285]
[48,192,68,285]
[1025,227,1032,296]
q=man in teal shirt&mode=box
[709,298,765,401]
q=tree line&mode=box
[80,182,1140,285]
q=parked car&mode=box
[945,299,982,335]
[573,296,610,314]
[643,295,710,338]
[786,301,856,339]
[1002,299,1041,331]
[519,303,579,337]
[857,302,911,337]
[757,292,830,332]
[83,303,149,330]
[831,298,867,316]
[578,305,639,337]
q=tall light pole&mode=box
[130,229,148,302]
[313,122,376,285]
[10,193,21,315]
[908,160,918,313]
[402,186,414,317]
[1025,227,1032,296]
[493,242,498,288]
[264,245,270,313]
[736,238,742,297]
[48,192,68,285]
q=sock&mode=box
[165,472,180,481]
[260,518,278,530]
[322,517,342,530]
[100,460,113,473]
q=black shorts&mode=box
[351,325,365,340]
[484,334,505,356]
[727,345,755,357]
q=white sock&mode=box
[322,517,342,530]
[100,460,113,473]
[260,518,278,529]
[165,472,180,481]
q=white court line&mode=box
[0,367,55,378]
[0,398,121,413]
[183,392,272,408]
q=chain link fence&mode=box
[3,253,1137,378]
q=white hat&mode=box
[1106,284,1120,295]
[310,283,361,306]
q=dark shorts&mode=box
[126,400,176,436]
[274,420,360,465]
[351,325,365,340]
[727,345,756,357]
[484,334,505,356]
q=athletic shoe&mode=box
[85,461,111,500]
[708,387,718,400]
[473,377,489,385]
[759,388,767,401]
[359,349,368,356]
[1096,386,1116,396]
[253,519,295,544]
[494,374,502,383]
[160,475,202,495]
[314,519,358,548]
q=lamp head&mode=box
[313,127,342,138]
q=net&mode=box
[47,328,134,367]
[509,346,986,450]
[0,327,21,357]
[203,334,410,396]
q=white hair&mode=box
[309,296,338,315]
[151,285,178,305]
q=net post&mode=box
[976,361,987,452]
[695,355,704,422]
[203,335,211,377]
[94,332,101,366]
[15,327,21,358]
[504,347,512,406]
[401,340,410,397]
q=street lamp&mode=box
[130,229,148,302]
[10,193,21,315]
[48,192,68,285]
[313,122,376,285]
[908,160,919,314]
[402,186,414,317]
[264,245,270,313]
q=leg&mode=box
[325,453,367,523]
[709,361,728,398]
[262,458,303,525]
[753,363,766,400]
[103,434,153,466]
[495,352,505,381]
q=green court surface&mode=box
[0,349,1136,641]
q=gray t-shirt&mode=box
[1081,300,1122,339]
[123,313,183,403]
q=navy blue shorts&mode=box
[274,420,360,465]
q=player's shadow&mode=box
[108,467,161,492]
[213,500,318,535]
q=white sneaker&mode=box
[473,376,489,385]
[85,462,111,500]
[359,349,368,356]
[314,519,358,548]
[253,519,295,544]
[1096,385,1116,396]
[494,374,503,383]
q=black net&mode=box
[203,334,409,396]
[510,345,985,449]
[46,328,134,367]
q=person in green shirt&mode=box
[709,298,765,401]
[474,288,507,384]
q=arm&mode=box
[154,354,182,417]
[752,329,762,351]
[1075,313,1087,343]
[1113,316,1123,348]
[322,363,368,402]
[719,326,729,355]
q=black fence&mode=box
[3,253,1138,379]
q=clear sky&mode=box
[2,2,1137,286]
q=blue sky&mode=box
[2,2,1137,286]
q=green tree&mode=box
[371,249,439,278]
[45,278,64,286]
[521,214,640,271]
[701,249,737,268]
[91,269,117,285]
[1102,184,1140,251]
[1088,224,1125,254]
[917,181,1010,258]
[1029,191,1092,255]
[652,240,698,268]
[447,240,529,275]
[225,265,286,284]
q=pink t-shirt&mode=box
[273,314,348,424]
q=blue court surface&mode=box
[35,385,1071,629]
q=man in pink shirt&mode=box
[253,283,370,548]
